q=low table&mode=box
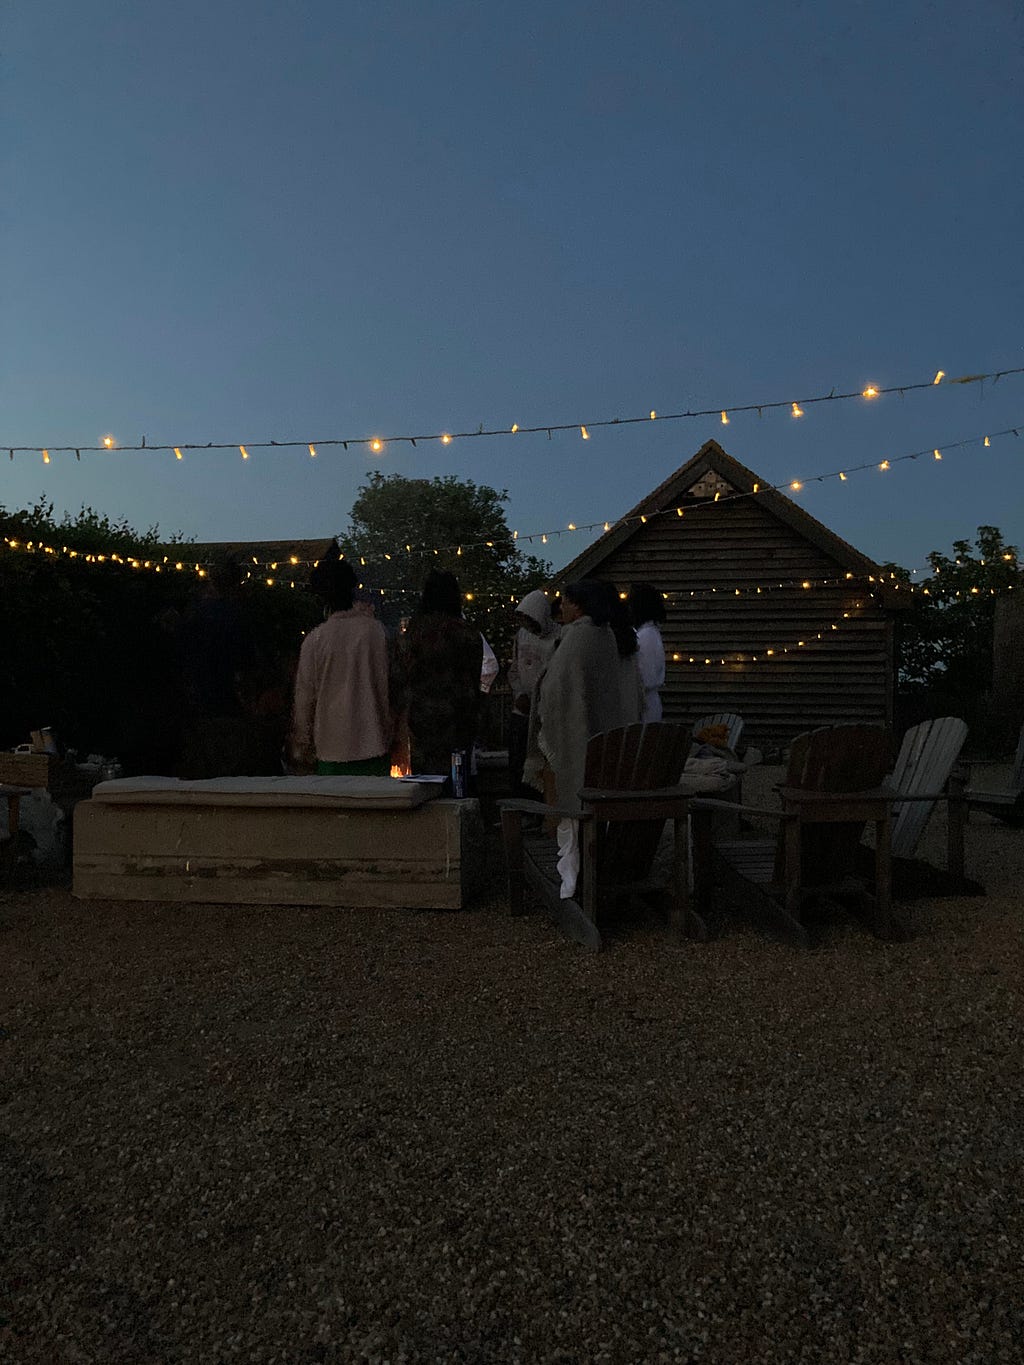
[73,776,484,909]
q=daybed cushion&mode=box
[90,775,441,810]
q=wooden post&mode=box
[500,808,525,916]
[947,767,966,882]
[874,811,893,939]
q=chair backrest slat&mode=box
[889,717,968,858]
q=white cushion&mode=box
[90,775,440,810]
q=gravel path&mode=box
[1,785,1022,1363]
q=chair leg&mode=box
[874,814,893,938]
[947,771,966,882]
[500,808,525,916]
[671,814,706,939]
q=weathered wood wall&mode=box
[574,496,894,748]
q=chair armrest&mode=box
[578,784,695,804]
[498,798,593,821]
[690,797,795,821]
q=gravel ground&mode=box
[1,776,1022,1363]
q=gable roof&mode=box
[552,439,882,583]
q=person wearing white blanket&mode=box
[523,579,642,900]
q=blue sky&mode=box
[2,0,1022,574]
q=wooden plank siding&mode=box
[552,441,902,749]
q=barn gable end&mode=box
[553,441,899,747]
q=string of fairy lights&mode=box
[6,364,1021,462]
[2,420,1020,598]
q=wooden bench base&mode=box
[73,796,484,908]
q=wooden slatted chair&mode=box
[889,718,968,856]
[500,722,706,950]
[692,712,744,752]
[691,725,899,946]
[965,721,1024,826]
[881,717,970,879]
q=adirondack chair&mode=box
[964,722,1024,826]
[692,712,744,752]
[499,722,705,950]
[691,724,898,946]
[885,717,969,877]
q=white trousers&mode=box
[556,817,580,900]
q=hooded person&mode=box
[289,542,393,775]
[506,589,560,796]
[523,579,642,900]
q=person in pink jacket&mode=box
[289,546,392,775]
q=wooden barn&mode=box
[552,440,905,748]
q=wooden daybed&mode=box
[72,775,484,908]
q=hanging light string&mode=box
[3,532,1015,606]
[325,421,1020,560]
[4,423,1020,588]
[5,365,1021,459]
[666,600,879,667]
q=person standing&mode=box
[524,579,642,900]
[629,582,667,722]
[289,546,392,775]
[397,569,483,779]
[506,589,560,796]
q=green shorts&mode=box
[316,755,391,777]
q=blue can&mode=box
[450,750,467,798]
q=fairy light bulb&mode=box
[42,449,50,464]
[879,460,890,470]
[984,436,991,447]
[752,483,759,493]
[308,444,316,457]
[370,438,383,453]
[862,385,879,399]
[174,448,183,460]
[720,411,729,425]
[441,434,452,445]
[240,446,249,460]
[603,521,611,532]
[791,402,804,418]
[580,425,590,440]
[790,480,802,491]
[933,449,942,460]
[649,410,657,420]
[933,370,945,384]
[511,423,519,434]
[567,522,576,531]
[102,434,115,448]
[838,471,847,481]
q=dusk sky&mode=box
[2,0,1022,576]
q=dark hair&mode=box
[418,569,462,618]
[565,579,637,659]
[629,582,666,627]
[309,541,356,611]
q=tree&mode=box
[893,525,1022,740]
[338,473,551,656]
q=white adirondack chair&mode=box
[692,712,744,752]
[889,717,969,859]
[965,722,1024,825]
